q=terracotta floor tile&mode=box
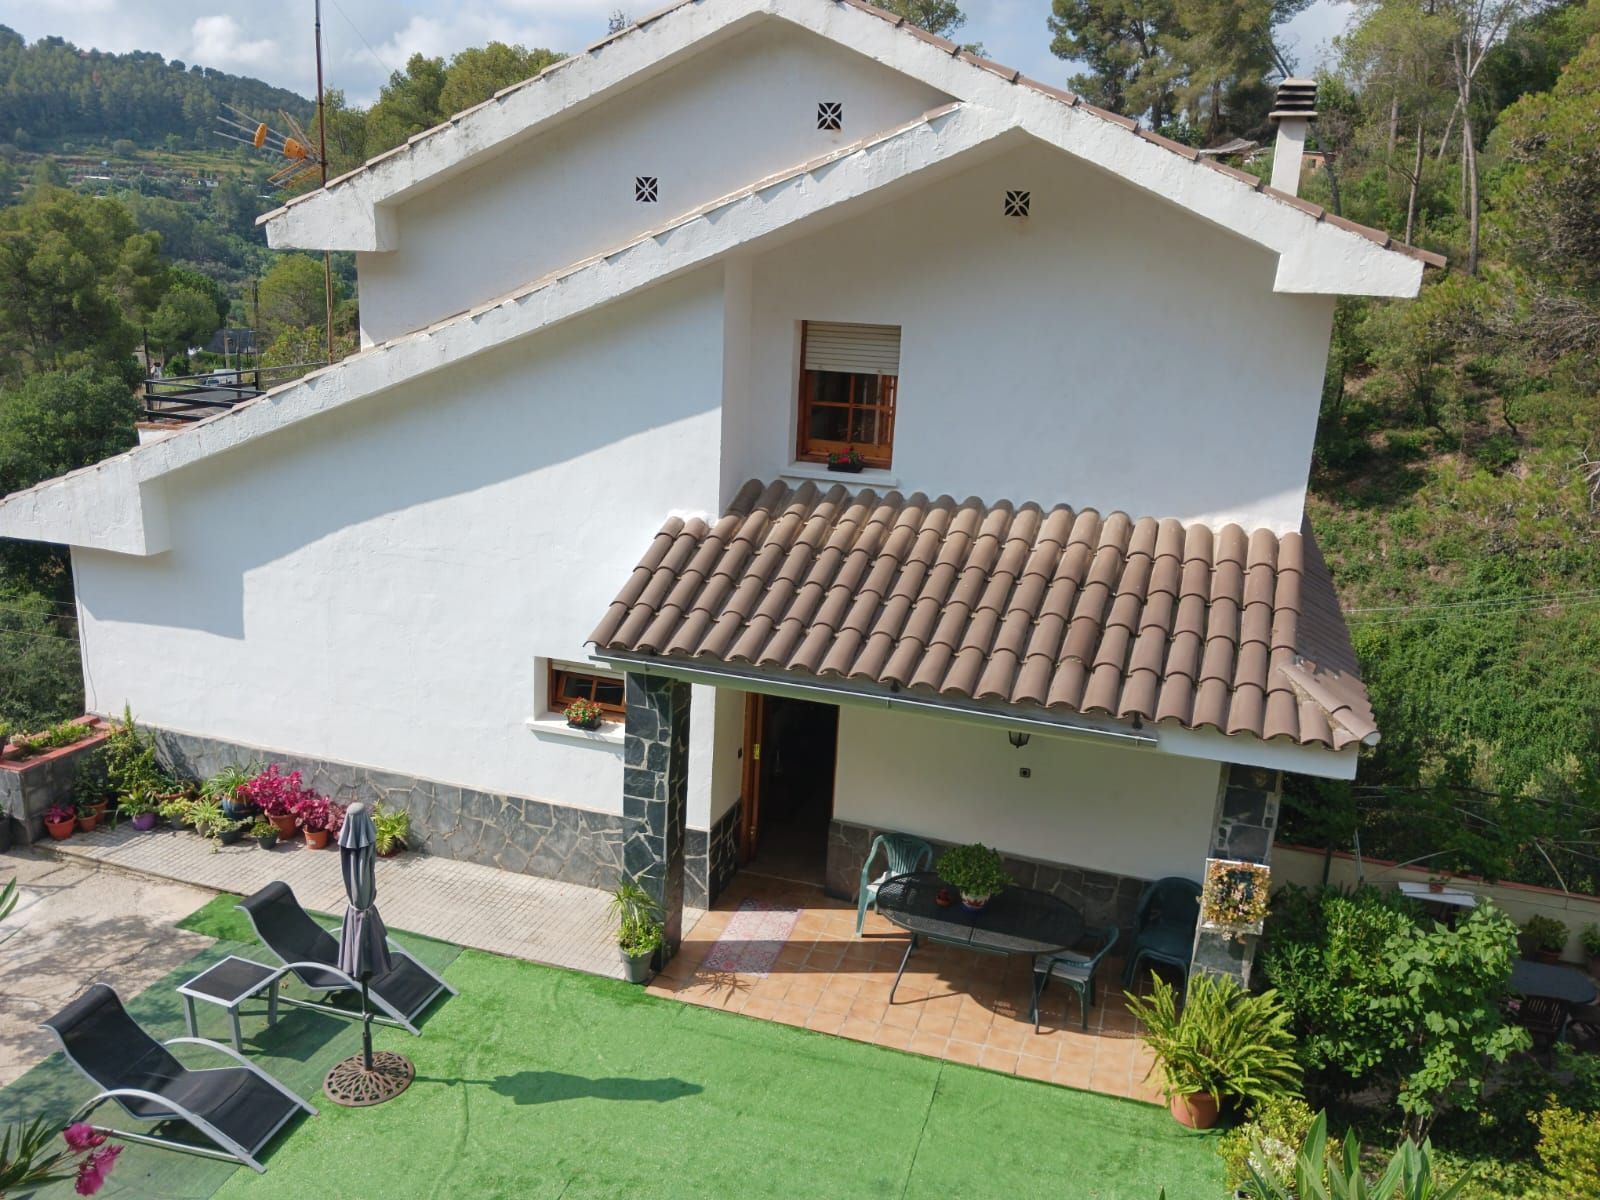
[1016,1054,1056,1083]
[844,996,885,1023]
[814,987,857,1016]
[983,1020,1029,1053]
[943,1039,984,1066]
[1053,1057,1093,1089]
[1089,1065,1134,1099]
[805,1010,847,1035]
[871,1022,916,1051]
[784,982,823,1009]
[878,1001,921,1031]
[838,1016,880,1043]
[909,1030,950,1058]
[741,995,781,1021]
[1019,1033,1061,1063]
[773,1002,812,1027]
[857,979,894,1004]
[915,1013,956,1039]
[979,1046,1021,1074]
[951,1016,994,1045]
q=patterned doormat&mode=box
[699,898,801,976]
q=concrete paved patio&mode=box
[651,872,1165,1104]
[34,820,633,979]
[0,850,214,1085]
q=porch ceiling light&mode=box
[1008,731,1030,749]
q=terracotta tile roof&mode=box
[256,0,1445,272]
[590,480,1379,751]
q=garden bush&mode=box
[1531,1103,1600,1200]
[1259,886,1529,1136]
[1217,1094,1315,1192]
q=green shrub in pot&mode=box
[936,843,1011,909]
[1523,915,1567,959]
[611,879,664,984]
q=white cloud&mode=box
[190,14,279,70]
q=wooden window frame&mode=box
[795,323,898,469]
[547,663,626,718]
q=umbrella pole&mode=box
[361,974,374,1071]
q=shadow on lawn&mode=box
[418,1071,703,1105]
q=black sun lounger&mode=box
[236,881,455,1035]
[43,984,315,1173]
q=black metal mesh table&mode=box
[177,955,281,1051]
[873,871,1086,1003]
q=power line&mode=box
[325,0,396,82]
[1347,586,1600,615]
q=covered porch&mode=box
[652,870,1167,1101]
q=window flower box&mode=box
[1200,858,1271,935]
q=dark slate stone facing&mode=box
[824,819,1146,932]
[1192,764,1283,987]
[151,727,631,888]
[687,799,744,910]
[622,674,690,960]
[0,743,104,846]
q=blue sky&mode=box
[11,0,1353,107]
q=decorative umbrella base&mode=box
[324,1051,415,1107]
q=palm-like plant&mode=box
[1124,972,1302,1108]
[1244,1112,1469,1200]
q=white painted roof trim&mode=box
[0,103,1006,554]
[261,0,1426,297]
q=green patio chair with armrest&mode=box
[1032,925,1119,1031]
[855,833,934,934]
[1120,876,1202,988]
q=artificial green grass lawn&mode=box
[7,895,1223,1200]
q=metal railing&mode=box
[141,363,326,423]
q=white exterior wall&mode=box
[834,707,1222,880]
[72,271,726,818]
[732,140,1337,534]
[356,22,949,345]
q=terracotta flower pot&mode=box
[45,817,76,840]
[1169,1091,1220,1130]
[304,828,330,849]
[268,813,298,838]
[1533,948,1562,965]
[76,812,99,833]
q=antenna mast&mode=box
[314,0,335,363]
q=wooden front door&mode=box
[739,692,765,862]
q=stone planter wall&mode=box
[151,727,632,889]
[825,819,1147,932]
[0,723,111,846]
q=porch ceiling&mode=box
[588,479,1378,752]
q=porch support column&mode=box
[1190,763,1282,986]
[623,673,690,961]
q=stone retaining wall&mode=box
[0,729,110,847]
[152,728,632,889]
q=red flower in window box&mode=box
[826,449,865,473]
[565,698,606,731]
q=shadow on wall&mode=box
[76,272,724,641]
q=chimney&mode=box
[1268,78,1318,196]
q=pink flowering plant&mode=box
[43,803,76,825]
[0,1118,122,1196]
[294,794,345,835]
[236,764,318,820]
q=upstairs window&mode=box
[796,321,901,469]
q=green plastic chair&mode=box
[855,833,934,935]
[1031,927,1119,1031]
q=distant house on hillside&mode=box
[0,0,1438,981]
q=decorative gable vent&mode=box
[817,101,843,131]
[635,176,658,203]
[1003,190,1031,217]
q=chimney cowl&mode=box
[1269,78,1318,122]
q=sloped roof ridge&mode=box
[255,0,1444,270]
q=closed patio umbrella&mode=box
[325,803,413,1106]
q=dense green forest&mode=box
[0,3,1598,901]
[0,26,311,148]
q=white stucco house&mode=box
[0,0,1438,974]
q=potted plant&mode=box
[1582,924,1600,978]
[564,697,605,731]
[1124,973,1302,1130]
[1524,915,1568,964]
[217,819,248,846]
[188,798,228,843]
[238,764,307,839]
[826,448,866,474]
[295,794,343,849]
[610,879,664,984]
[157,791,197,829]
[74,803,100,834]
[250,819,278,850]
[373,805,410,857]
[936,843,1011,912]
[201,763,262,820]
[43,803,76,841]
[118,790,161,832]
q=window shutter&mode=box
[803,322,901,376]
